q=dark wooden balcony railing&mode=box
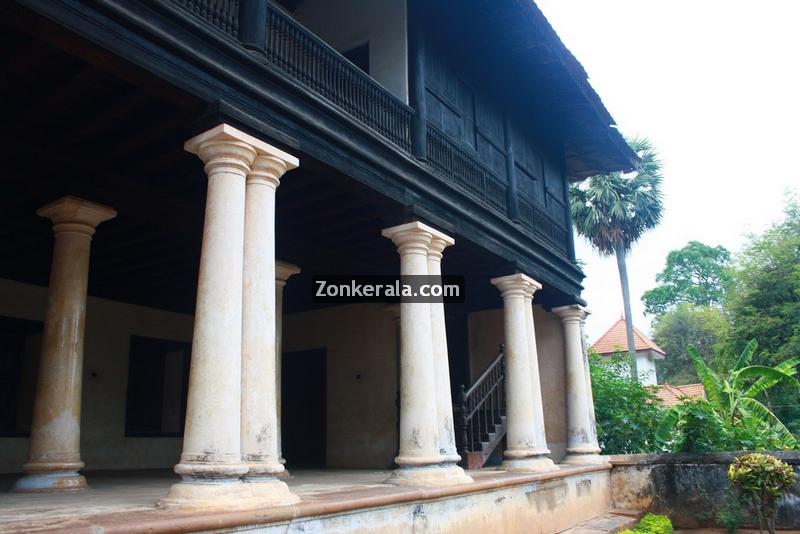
[171,0,412,151]
[173,0,239,36]
[454,346,506,469]
[169,0,570,258]
[518,195,568,253]
[264,5,413,151]
[426,123,507,214]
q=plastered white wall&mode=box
[468,306,569,461]
[0,278,193,474]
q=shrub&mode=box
[729,453,797,534]
[619,513,673,534]
[590,353,664,454]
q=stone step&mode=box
[558,509,642,534]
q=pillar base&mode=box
[500,455,558,473]
[562,453,609,466]
[441,452,462,464]
[386,463,473,487]
[244,461,285,479]
[160,478,299,511]
[12,471,88,492]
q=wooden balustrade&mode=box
[169,0,569,258]
[426,123,507,214]
[455,346,506,466]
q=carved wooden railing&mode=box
[171,0,413,151]
[169,1,570,258]
[426,123,507,214]
[263,5,413,150]
[172,0,239,36]
[518,194,568,253]
[454,346,506,469]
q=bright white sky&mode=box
[536,0,800,341]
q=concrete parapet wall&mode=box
[609,452,800,530]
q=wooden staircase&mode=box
[454,346,507,469]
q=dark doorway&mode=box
[281,348,326,468]
[124,336,191,437]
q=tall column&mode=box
[240,145,299,504]
[522,280,557,471]
[553,305,605,465]
[275,260,300,474]
[427,233,472,483]
[13,197,116,492]
[492,274,555,472]
[161,124,261,509]
[579,312,598,435]
[382,222,468,486]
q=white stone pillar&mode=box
[13,197,115,492]
[162,124,268,509]
[553,305,605,465]
[427,233,472,483]
[492,273,555,472]
[240,146,299,504]
[275,260,300,474]
[382,222,469,486]
[522,280,557,471]
[579,312,598,437]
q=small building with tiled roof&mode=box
[654,383,706,406]
[591,317,666,386]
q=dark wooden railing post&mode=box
[504,116,520,222]
[458,384,469,457]
[562,174,577,263]
[239,0,268,53]
[408,0,428,160]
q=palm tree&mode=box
[656,340,800,449]
[570,137,664,380]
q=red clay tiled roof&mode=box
[591,317,665,356]
[654,383,706,406]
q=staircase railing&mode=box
[455,345,506,465]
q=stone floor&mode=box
[0,465,609,533]
[0,469,391,526]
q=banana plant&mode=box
[656,340,800,450]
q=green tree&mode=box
[571,137,664,379]
[651,303,729,384]
[642,241,732,315]
[590,353,664,454]
[656,340,800,452]
[725,197,800,429]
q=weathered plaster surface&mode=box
[0,278,193,474]
[283,303,398,468]
[610,452,800,530]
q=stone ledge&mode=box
[5,465,610,534]
[609,451,800,467]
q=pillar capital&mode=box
[427,231,455,262]
[523,278,542,302]
[553,304,590,323]
[275,260,301,287]
[185,123,295,178]
[37,196,117,237]
[491,273,536,299]
[381,221,435,256]
[248,145,300,190]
